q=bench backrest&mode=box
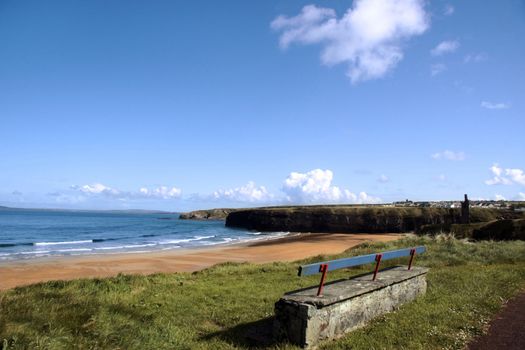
[298,246,426,276]
[298,246,426,296]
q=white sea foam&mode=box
[56,248,93,253]
[34,240,92,246]
[242,231,292,243]
[94,246,127,251]
[124,243,157,248]
[161,246,181,251]
[21,250,51,255]
[93,243,158,251]
[160,235,215,245]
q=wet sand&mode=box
[0,233,402,290]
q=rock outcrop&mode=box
[225,206,505,233]
[179,208,239,220]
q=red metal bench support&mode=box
[372,254,382,281]
[408,248,416,270]
[316,264,329,296]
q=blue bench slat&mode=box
[381,246,426,260]
[298,246,426,276]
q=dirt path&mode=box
[467,291,525,350]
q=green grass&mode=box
[1,236,525,350]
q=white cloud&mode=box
[518,192,525,200]
[431,40,459,56]
[485,164,512,185]
[444,4,454,16]
[377,174,389,183]
[430,63,446,76]
[494,194,506,201]
[71,183,182,200]
[431,150,466,161]
[282,169,381,204]
[506,169,525,185]
[212,182,272,203]
[271,0,429,83]
[464,53,487,63]
[356,191,382,204]
[481,101,510,110]
[73,183,120,196]
[138,186,182,199]
[485,164,525,186]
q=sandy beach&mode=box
[0,233,401,291]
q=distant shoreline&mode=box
[0,205,176,214]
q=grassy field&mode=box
[1,236,525,349]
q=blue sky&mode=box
[1,0,524,211]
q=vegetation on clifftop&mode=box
[1,236,525,349]
[420,219,525,240]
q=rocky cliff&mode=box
[225,206,506,233]
[179,208,239,220]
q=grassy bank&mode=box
[419,219,525,240]
[1,236,525,349]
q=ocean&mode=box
[0,209,288,262]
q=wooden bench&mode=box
[298,246,426,296]
[274,246,428,348]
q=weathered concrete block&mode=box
[274,266,428,348]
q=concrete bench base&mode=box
[274,266,428,348]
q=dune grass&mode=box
[1,235,525,349]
